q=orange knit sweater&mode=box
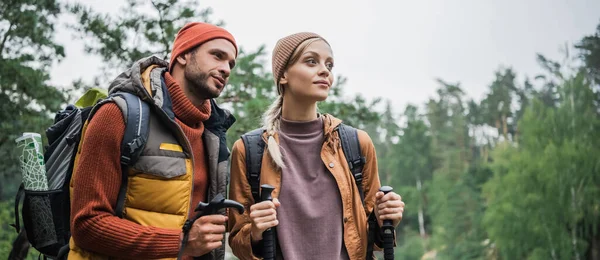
[70,72,210,258]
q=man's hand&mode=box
[249,198,281,243]
[375,191,405,228]
[182,215,228,257]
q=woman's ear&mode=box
[279,71,288,85]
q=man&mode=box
[68,22,237,259]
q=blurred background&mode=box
[1,0,599,259]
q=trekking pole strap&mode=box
[366,213,377,259]
[177,219,195,260]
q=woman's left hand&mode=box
[374,191,405,228]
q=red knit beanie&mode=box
[169,22,238,72]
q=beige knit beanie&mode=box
[271,32,328,93]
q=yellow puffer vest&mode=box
[68,96,194,260]
[66,57,235,260]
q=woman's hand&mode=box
[249,198,281,243]
[374,191,405,228]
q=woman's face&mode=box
[280,40,334,102]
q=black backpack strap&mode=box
[337,123,377,260]
[337,124,366,203]
[11,183,25,233]
[366,213,379,259]
[240,128,266,204]
[111,92,151,218]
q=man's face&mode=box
[181,39,236,103]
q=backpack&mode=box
[12,88,151,259]
[240,123,379,259]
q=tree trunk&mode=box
[544,223,558,260]
[495,119,501,135]
[587,224,600,260]
[482,145,489,163]
[416,177,426,238]
[502,114,508,141]
[571,187,581,260]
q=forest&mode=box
[1,0,599,259]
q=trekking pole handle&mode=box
[260,184,276,260]
[379,186,395,260]
[178,194,244,260]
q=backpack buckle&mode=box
[120,155,131,165]
[350,157,366,170]
[249,172,260,200]
[353,172,363,184]
[127,137,143,154]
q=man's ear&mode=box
[176,53,189,66]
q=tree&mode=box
[381,103,435,259]
[372,101,402,185]
[0,0,67,199]
[319,76,383,131]
[483,71,600,260]
[575,21,600,84]
[395,104,433,239]
[67,0,283,151]
[67,0,220,87]
[425,81,488,259]
[217,46,276,147]
[479,68,518,142]
[0,1,66,257]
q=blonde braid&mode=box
[262,94,286,169]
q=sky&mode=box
[50,0,600,115]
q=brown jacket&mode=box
[227,114,381,260]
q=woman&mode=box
[228,32,405,260]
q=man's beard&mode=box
[184,67,221,100]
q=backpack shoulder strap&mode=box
[336,123,379,260]
[337,123,366,203]
[240,128,266,204]
[104,92,151,218]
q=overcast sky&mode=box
[50,0,600,114]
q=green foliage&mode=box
[217,46,276,147]
[395,228,427,260]
[67,0,219,86]
[319,76,383,131]
[479,68,518,140]
[1,1,600,258]
[0,200,38,259]
[0,0,67,199]
[483,71,600,260]
[575,21,600,84]
[0,200,18,257]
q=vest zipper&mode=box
[174,123,195,217]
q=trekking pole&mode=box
[260,184,276,260]
[379,186,395,260]
[178,194,244,260]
